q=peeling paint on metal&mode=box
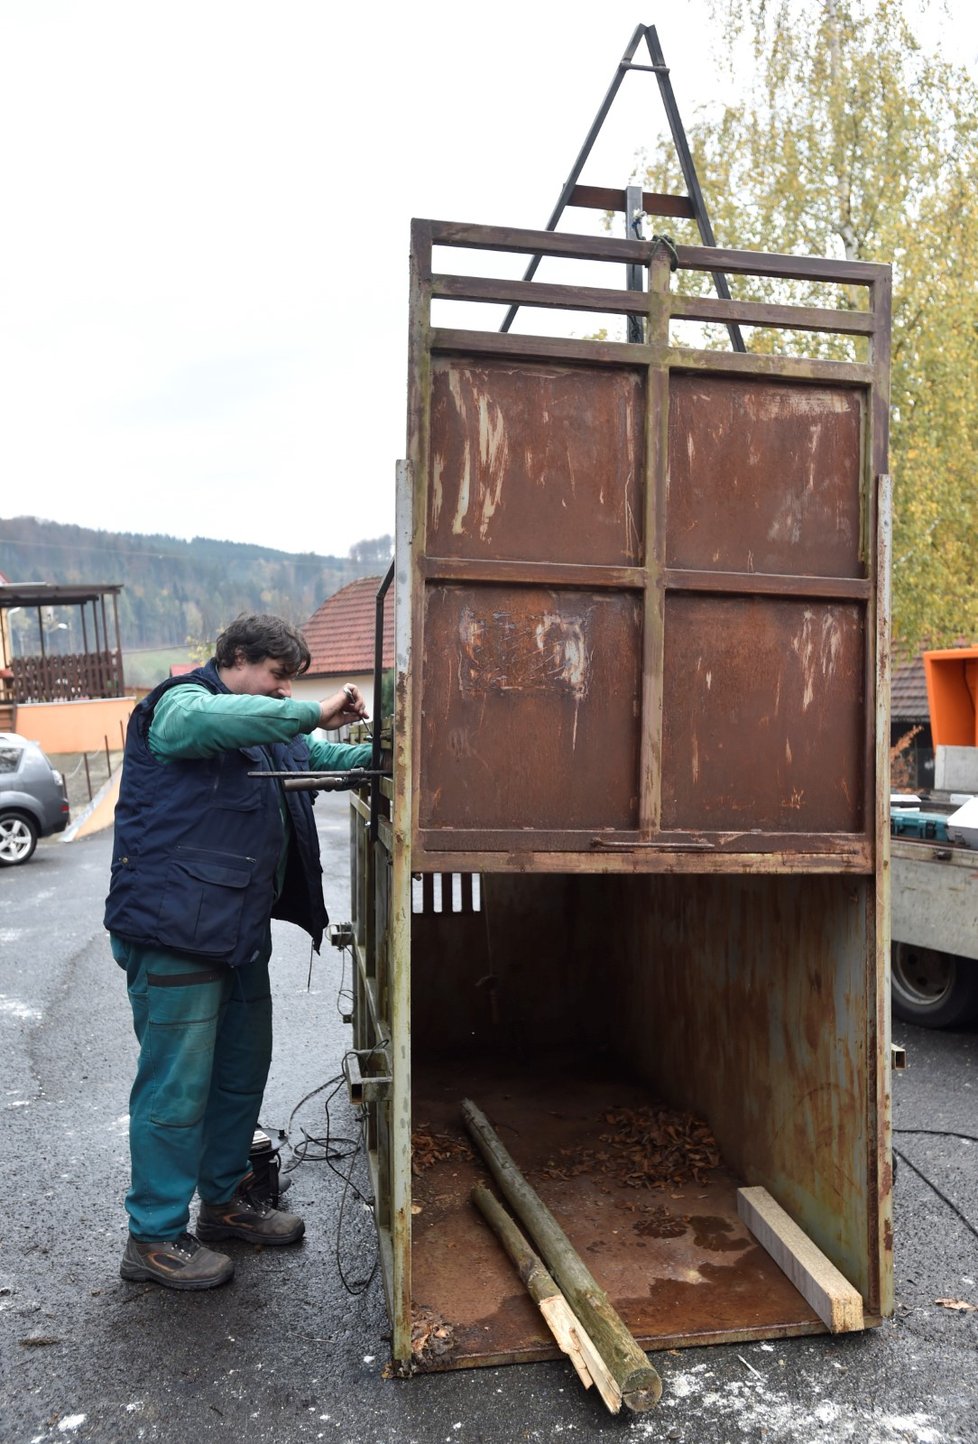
[456,607,591,701]
[791,609,846,712]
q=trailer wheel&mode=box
[891,942,978,1028]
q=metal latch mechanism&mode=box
[329,922,354,950]
[342,1047,393,1105]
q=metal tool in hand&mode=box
[247,768,388,792]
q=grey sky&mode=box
[1,1,975,561]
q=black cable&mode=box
[282,1059,383,1295]
[895,1128,978,1143]
[332,1102,380,1297]
[892,1141,978,1247]
[335,945,354,1020]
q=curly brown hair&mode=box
[214,614,311,676]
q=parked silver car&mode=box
[0,732,70,865]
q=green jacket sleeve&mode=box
[306,738,374,771]
[148,685,323,761]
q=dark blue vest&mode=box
[104,661,327,967]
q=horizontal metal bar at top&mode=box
[664,570,871,600]
[668,347,874,386]
[429,327,654,367]
[421,220,891,289]
[413,836,874,872]
[568,184,695,218]
[433,273,877,338]
[428,327,874,383]
[432,272,650,316]
[419,557,648,591]
[674,242,890,287]
[428,219,651,266]
[670,294,877,337]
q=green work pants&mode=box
[112,932,273,1240]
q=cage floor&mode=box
[409,1054,824,1369]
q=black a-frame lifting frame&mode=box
[500,23,746,352]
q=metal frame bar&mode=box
[498,24,746,350]
[370,560,395,842]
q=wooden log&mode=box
[462,1099,662,1411]
[472,1184,620,1413]
[737,1187,865,1333]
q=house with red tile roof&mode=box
[294,576,394,719]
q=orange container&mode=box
[923,647,978,746]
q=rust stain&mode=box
[428,358,645,565]
[456,607,591,701]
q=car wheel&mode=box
[0,812,39,866]
[891,942,978,1028]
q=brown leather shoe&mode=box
[120,1232,234,1290]
[196,1184,305,1246]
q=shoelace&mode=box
[169,1233,202,1258]
[238,1189,274,1218]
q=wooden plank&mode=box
[432,273,648,316]
[669,293,875,337]
[737,1186,865,1333]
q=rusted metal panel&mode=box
[666,376,864,578]
[660,595,866,833]
[604,871,878,1308]
[418,583,642,835]
[427,358,645,565]
[347,218,893,1373]
[409,1062,826,1370]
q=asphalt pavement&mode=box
[1,794,976,1444]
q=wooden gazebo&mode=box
[0,582,125,721]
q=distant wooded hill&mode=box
[0,516,392,652]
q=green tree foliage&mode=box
[0,516,388,652]
[349,535,393,565]
[639,0,978,649]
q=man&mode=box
[104,613,371,1290]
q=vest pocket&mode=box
[156,846,254,957]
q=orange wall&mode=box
[13,697,136,753]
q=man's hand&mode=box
[318,684,369,730]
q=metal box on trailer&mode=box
[347,218,893,1372]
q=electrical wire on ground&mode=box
[281,1047,390,1297]
[335,944,355,1022]
[892,1127,978,1247]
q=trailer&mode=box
[344,213,893,1378]
[891,833,978,1027]
[890,648,978,1026]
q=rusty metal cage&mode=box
[348,219,892,1371]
